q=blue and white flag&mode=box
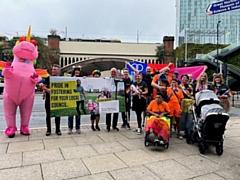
[126,61,147,78]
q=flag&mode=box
[0,61,5,71]
[171,66,206,81]
[224,89,233,97]
[35,69,50,78]
[145,115,170,142]
[213,88,218,95]
[126,87,131,98]
[126,61,147,77]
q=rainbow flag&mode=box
[213,88,218,95]
[0,61,5,70]
[145,116,170,142]
[35,69,49,78]
[126,87,131,98]
[224,89,233,97]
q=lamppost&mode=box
[216,21,221,73]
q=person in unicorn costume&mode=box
[2,26,41,138]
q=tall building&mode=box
[176,0,240,46]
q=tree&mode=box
[1,36,56,72]
[49,29,57,36]
[155,45,164,63]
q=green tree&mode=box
[174,43,228,61]
[2,36,58,72]
[155,45,164,63]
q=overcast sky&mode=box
[1,0,176,43]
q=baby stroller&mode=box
[143,114,170,149]
[190,90,229,156]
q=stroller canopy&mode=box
[195,90,220,107]
[201,104,227,121]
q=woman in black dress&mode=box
[131,72,148,134]
[210,73,232,112]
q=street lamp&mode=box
[216,20,221,73]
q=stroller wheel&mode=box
[144,141,149,147]
[216,148,223,156]
[216,144,223,156]
[164,143,169,149]
[198,143,205,154]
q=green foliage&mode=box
[174,43,228,60]
[155,45,164,63]
[2,36,58,72]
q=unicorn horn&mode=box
[26,25,31,42]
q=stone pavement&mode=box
[1,117,240,180]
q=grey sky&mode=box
[1,0,176,43]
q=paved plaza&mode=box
[0,94,240,179]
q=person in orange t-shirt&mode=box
[146,92,170,142]
[167,78,184,139]
[151,67,171,100]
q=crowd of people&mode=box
[41,62,232,140]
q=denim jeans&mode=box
[68,115,81,130]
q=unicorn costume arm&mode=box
[2,62,14,79]
[30,72,42,83]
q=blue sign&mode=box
[126,61,147,78]
[206,0,240,15]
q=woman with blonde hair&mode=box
[194,72,210,93]
[210,73,232,112]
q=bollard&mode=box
[232,92,235,107]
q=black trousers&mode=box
[77,100,86,115]
[106,113,118,128]
[45,100,61,132]
[121,98,131,124]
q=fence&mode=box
[231,91,240,107]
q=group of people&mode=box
[41,63,232,140]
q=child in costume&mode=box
[2,26,41,138]
[87,99,98,115]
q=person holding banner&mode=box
[106,68,119,132]
[167,78,184,139]
[42,64,62,136]
[90,70,102,131]
[210,73,232,112]
[121,68,132,130]
[125,61,158,105]
[151,63,172,100]
[194,72,210,93]
[68,66,85,134]
[131,72,148,134]
[179,74,195,139]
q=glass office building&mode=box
[176,0,240,46]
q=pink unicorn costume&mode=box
[3,36,41,138]
[87,100,98,114]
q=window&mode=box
[65,57,67,66]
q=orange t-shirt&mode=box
[166,87,184,104]
[152,74,171,99]
[147,100,170,113]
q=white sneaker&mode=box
[76,129,81,134]
[68,128,72,134]
[137,128,142,135]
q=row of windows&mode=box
[60,57,158,67]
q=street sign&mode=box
[206,0,240,15]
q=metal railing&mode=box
[231,91,240,107]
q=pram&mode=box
[143,114,170,149]
[190,90,229,156]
